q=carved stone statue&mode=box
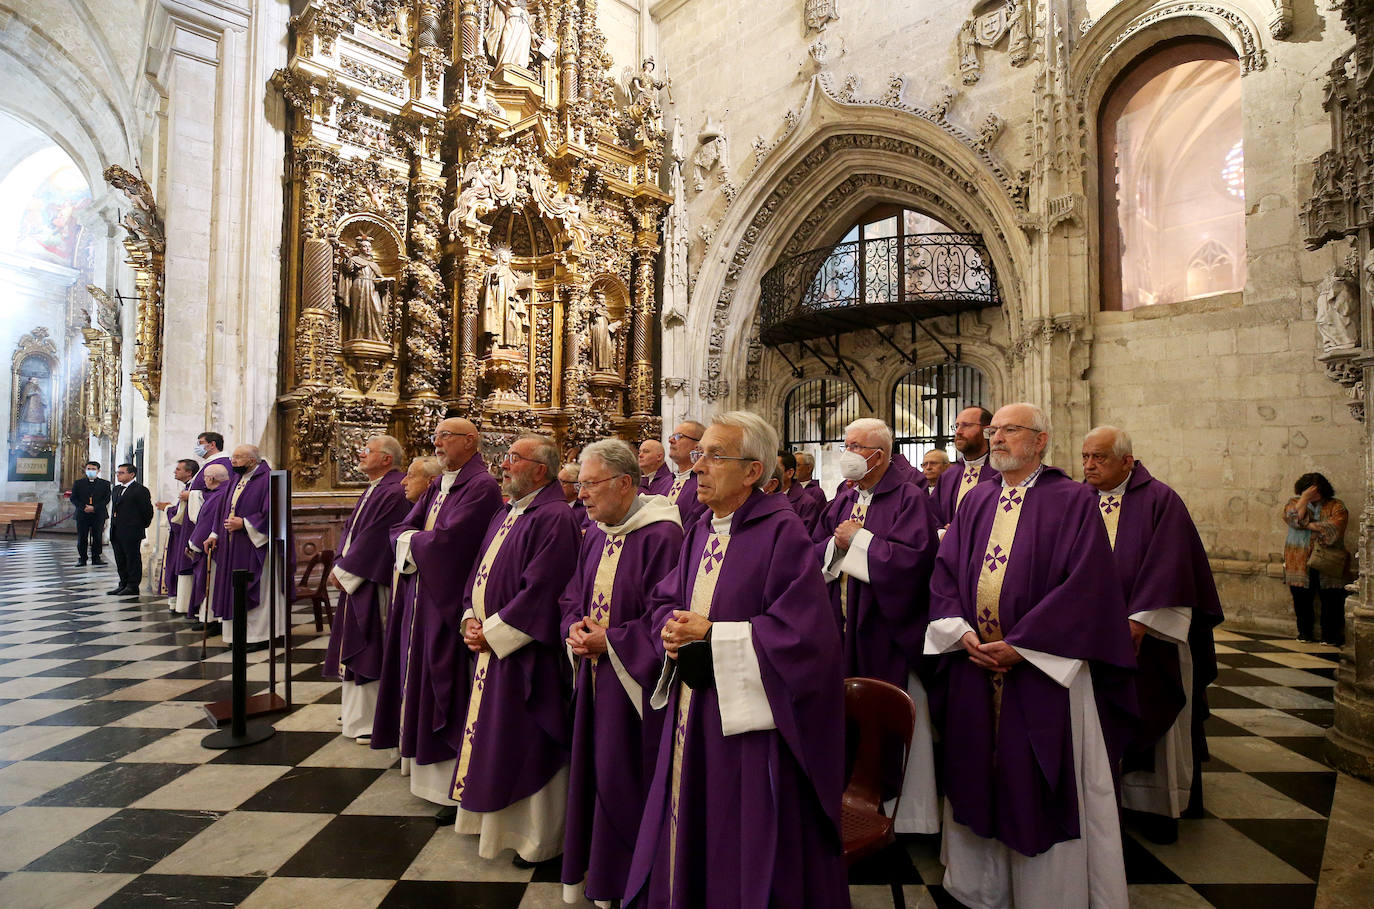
[588,295,621,373]
[486,0,533,69]
[1316,268,1359,353]
[483,247,532,350]
[1364,248,1374,314]
[693,118,728,193]
[336,234,394,343]
[17,377,47,435]
[448,162,519,235]
[805,0,840,32]
[957,0,1030,85]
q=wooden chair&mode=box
[292,550,335,632]
[842,676,918,909]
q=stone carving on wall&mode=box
[1316,267,1359,355]
[805,0,839,32]
[104,164,164,404]
[693,117,729,193]
[275,0,669,490]
[958,0,1031,85]
[1267,0,1293,40]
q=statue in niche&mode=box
[17,376,48,437]
[693,117,729,193]
[1316,267,1359,353]
[486,0,534,69]
[483,247,532,350]
[449,162,519,236]
[588,293,621,373]
[336,234,394,344]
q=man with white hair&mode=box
[1082,425,1222,845]
[625,412,848,908]
[813,416,941,834]
[185,463,231,632]
[452,434,583,864]
[324,435,414,743]
[558,462,592,532]
[170,431,234,616]
[561,439,683,904]
[920,448,950,493]
[924,403,1136,909]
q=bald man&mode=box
[920,449,950,494]
[199,445,283,649]
[637,439,670,492]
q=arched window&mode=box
[1099,38,1244,311]
[892,363,987,466]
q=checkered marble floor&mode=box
[0,538,1357,908]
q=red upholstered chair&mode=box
[842,676,918,909]
[292,550,335,632]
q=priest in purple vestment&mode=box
[924,403,1136,909]
[795,451,830,511]
[931,405,998,529]
[777,449,823,534]
[638,439,671,492]
[452,433,583,864]
[324,435,414,743]
[372,420,502,811]
[889,450,929,490]
[173,431,235,618]
[559,462,594,533]
[561,439,683,904]
[156,459,196,604]
[1082,425,1222,845]
[625,411,849,909]
[184,464,231,632]
[814,417,941,834]
[654,421,709,528]
[920,449,950,497]
[201,446,281,649]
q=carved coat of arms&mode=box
[805,0,839,32]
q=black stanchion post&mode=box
[202,569,276,750]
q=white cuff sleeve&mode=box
[462,607,475,625]
[605,639,644,719]
[331,564,365,595]
[243,517,268,549]
[483,611,535,658]
[925,616,976,654]
[394,530,418,575]
[187,489,205,522]
[821,538,844,582]
[711,621,776,736]
[838,527,873,583]
[1017,647,1084,688]
[206,532,219,544]
[650,658,676,711]
[1130,606,1191,644]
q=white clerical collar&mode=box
[1097,474,1129,496]
[1000,464,1045,489]
[509,487,540,516]
[439,470,459,493]
[365,474,384,488]
[710,513,733,534]
[855,485,875,504]
[966,452,988,468]
[671,463,692,479]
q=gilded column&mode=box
[629,235,659,417]
[458,245,485,407]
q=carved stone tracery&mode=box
[104,165,165,404]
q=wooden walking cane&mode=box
[201,556,215,660]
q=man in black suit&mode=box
[71,461,112,566]
[108,463,154,596]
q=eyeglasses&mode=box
[688,449,758,466]
[982,424,1037,439]
[843,442,880,453]
[572,475,624,492]
[432,431,475,443]
[500,451,535,466]
[668,432,701,444]
[951,421,986,432]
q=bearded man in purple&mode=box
[625,411,848,909]
[372,418,502,811]
[814,417,940,835]
[561,439,683,904]
[157,459,197,606]
[931,405,998,529]
[1083,425,1222,846]
[173,431,235,617]
[655,421,708,527]
[452,434,582,864]
[324,435,413,744]
[200,445,281,649]
[924,403,1136,909]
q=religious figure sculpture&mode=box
[692,117,728,193]
[17,377,47,436]
[336,234,394,344]
[483,247,532,350]
[448,162,519,235]
[588,296,621,373]
[805,0,840,32]
[486,0,533,69]
[1316,267,1359,353]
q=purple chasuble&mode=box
[800,480,829,512]
[174,455,235,577]
[656,470,708,527]
[930,456,998,526]
[323,469,413,684]
[203,461,272,621]
[369,455,502,763]
[452,480,582,811]
[159,490,187,597]
[1105,463,1223,769]
[890,452,929,490]
[640,463,671,493]
[185,485,228,613]
[560,508,684,902]
[813,466,939,689]
[928,466,1137,857]
[784,480,824,534]
[625,492,849,909]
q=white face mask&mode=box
[838,449,874,482]
[85,469,98,480]
[193,444,208,458]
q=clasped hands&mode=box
[463,617,489,653]
[661,610,710,660]
[960,630,1023,672]
[833,518,864,551]
[566,619,608,657]
[223,516,244,532]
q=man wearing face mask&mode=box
[198,445,281,650]
[70,461,111,567]
[812,417,942,835]
[156,459,198,608]
[171,432,234,617]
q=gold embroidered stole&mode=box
[226,473,252,520]
[669,529,731,896]
[974,485,1028,721]
[587,534,627,672]
[398,482,452,746]
[667,471,690,503]
[1098,493,1123,550]
[839,495,869,621]
[955,462,982,512]
[451,506,523,802]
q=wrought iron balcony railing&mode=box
[759,232,1000,346]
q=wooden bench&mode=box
[0,502,42,541]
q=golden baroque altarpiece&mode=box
[274,0,671,492]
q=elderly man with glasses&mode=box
[932,405,999,527]
[656,420,709,526]
[323,435,414,744]
[812,417,942,835]
[923,403,1137,909]
[560,439,683,905]
[451,434,583,866]
[625,412,848,909]
[371,418,503,814]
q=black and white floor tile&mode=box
[0,538,1364,908]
